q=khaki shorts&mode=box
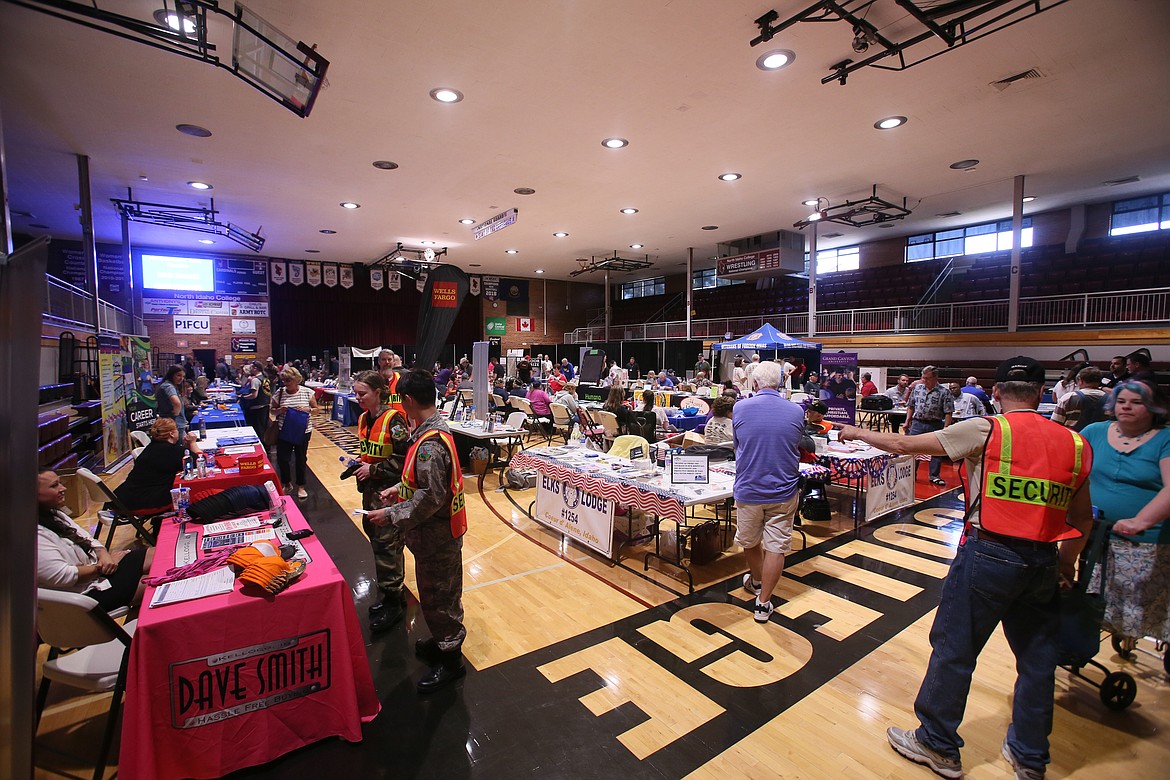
[734,495,800,555]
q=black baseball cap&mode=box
[806,400,828,414]
[996,356,1045,383]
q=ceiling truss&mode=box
[569,252,656,278]
[111,194,266,252]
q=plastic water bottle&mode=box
[197,454,208,479]
[339,456,362,479]
[578,427,587,447]
[200,416,207,441]
[665,447,673,475]
[469,404,476,423]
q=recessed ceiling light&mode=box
[469,263,482,267]
[710,256,719,261]
[620,208,639,214]
[1021,196,1036,203]
[756,49,795,71]
[319,229,337,234]
[719,173,742,181]
[176,123,212,138]
[822,232,843,238]
[187,181,213,190]
[630,243,643,249]
[420,240,435,245]
[949,159,980,170]
[505,249,519,254]
[514,187,536,195]
[372,160,399,170]
[138,174,149,182]
[535,269,545,274]
[153,9,196,34]
[701,225,719,230]
[878,223,895,228]
[430,87,463,103]
[339,201,361,209]
[198,239,215,244]
[874,116,907,130]
[935,211,962,217]
[305,249,321,253]
[459,218,476,225]
[602,138,629,149]
[553,231,569,237]
[1103,176,1141,186]
[802,199,820,206]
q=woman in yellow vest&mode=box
[352,370,411,633]
[368,369,468,693]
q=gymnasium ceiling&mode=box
[2,0,1169,281]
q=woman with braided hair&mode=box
[38,468,153,612]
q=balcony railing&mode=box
[566,287,1170,344]
[44,275,146,336]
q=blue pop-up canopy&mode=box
[712,323,821,351]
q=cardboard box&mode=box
[60,471,90,518]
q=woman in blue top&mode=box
[1080,381,1170,646]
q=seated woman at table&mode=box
[640,388,676,433]
[39,468,154,612]
[704,395,735,446]
[603,386,633,433]
[271,366,319,500]
[527,378,555,432]
[180,379,198,424]
[114,418,202,512]
[553,380,580,415]
[193,375,210,404]
[505,377,528,401]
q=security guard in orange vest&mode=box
[839,356,1094,780]
[351,370,410,633]
[378,349,406,415]
[370,369,468,693]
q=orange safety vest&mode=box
[358,407,406,463]
[399,429,467,538]
[976,412,1092,542]
[385,370,405,415]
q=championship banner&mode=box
[121,335,156,434]
[339,264,354,289]
[416,270,428,293]
[387,270,401,291]
[306,261,322,287]
[270,260,287,285]
[323,263,338,287]
[534,473,615,557]
[415,264,470,370]
[370,268,384,290]
[818,351,858,426]
[865,455,916,521]
[469,275,481,296]
[482,275,500,301]
[288,261,304,286]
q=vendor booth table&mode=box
[120,496,379,780]
[190,402,246,429]
[175,441,283,499]
[324,388,361,426]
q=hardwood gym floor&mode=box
[33,416,1170,778]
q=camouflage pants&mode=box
[404,518,465,653]
[362,482,404,599]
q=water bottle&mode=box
[200,416,207,440]
[486,413,495,433]
[665,447,673,475]
[197,454,208,479]
[578,427,587,447]
[469,404,476,423]
[339,455,362,479]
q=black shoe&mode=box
[417,653,466,694]
[415,637,441,663]
[369,602,404,634]
[368,590,406,618]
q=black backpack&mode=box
[860,394,893,411]
[1071,390,1107,432]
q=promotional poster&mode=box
[818,352,858,426]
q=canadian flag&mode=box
[517,317,533,332]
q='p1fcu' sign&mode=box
[173,315,211,334]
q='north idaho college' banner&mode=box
[415,264,469,370]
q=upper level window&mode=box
[1111,192,1170,236]
[906,218,1033,262]
[692,268,744,289]
[814,246,859,275]
[619,276,665,300]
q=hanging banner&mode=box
[323,263,338,287]
[232,319,257,334]
[473,208,518,240]
[338,348,352,391]
[339,264,354,289]
[482,275,500,301]
[370,268,384,290]
[485,317,507,336]
[865,455,916,521]
[534,474,614,558]
[288,261,304,286]
[415,264,470,370]
[416,270,428,293]
[469,276,481,296]
[387,270,401,291]
[819,351,858,426]
[270,260,287,285]
[229,301,269,317]
[306,261,322,287]
[98,335,128,467]
[121,335,156,434]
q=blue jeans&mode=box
[913,535,1060,773]
[908,418,945,478]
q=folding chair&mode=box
[76,468,166,547]
[35,589,137,780]
[595,409,621,449]
[129,430,151,448]
[511,397,552,444]
[576,407,609,450]
[549,402,575,444]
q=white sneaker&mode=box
[296,487,308,499]
[742,573,761,595]
[753,598,774,623]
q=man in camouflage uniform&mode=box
[351,370,411,633]
[371,369,468,693]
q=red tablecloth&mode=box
[175,445,283,501]
[120,497,379,780]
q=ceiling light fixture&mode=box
[430,87,463,103]
[372,160,398,170]
[719,172,742,181]
[535,269,545,274]
[305,249,320,253]
[802,198,820,207]
[198,239,215,244]
[458,218,475,224]
[469,263,482,267]
[153,8,196,34]
[1021,196,1036,203]
[1103,176,1141,186]
[602,138,629,149]
[505,249,519,254]
[793,186,913,230]
[620,208,639,214]
[701,225,719,230]
[419,240,435,245]
[755,49,795,71]
[514,187,536,195]
[340,201,361,209]
[553,231,569,237]
[188,181,213,190]
[176,123,212,138]
[949,159,980,170]
[630,243,643,249]
[319,229,337,234]
[874,115,907,130]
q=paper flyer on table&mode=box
[149,567,235,608]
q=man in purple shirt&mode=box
[731,361,806,623]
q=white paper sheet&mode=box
[149,567,235,608]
